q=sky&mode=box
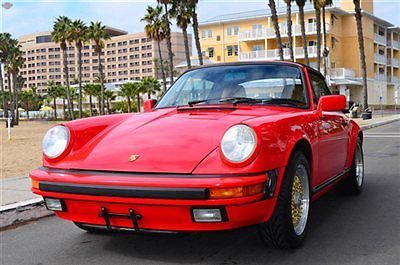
[0,0,399,39]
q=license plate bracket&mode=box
[98,207,142,232]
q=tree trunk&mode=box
[127,96,131,113]
[77,44,83,118]
[53,97,57,120]
[286,1,294,62]
[26,102,29,120]
[12,71,19,125]
[107,99,110,114]
[163,3,174,84]
[148,92,151,100]
[354,0,368,111]
[62,46,74,120]
[7,68,14,123]
[0,63,7,118]
[322,6,328,77]
[315,5,322,71]
[136,94,141,112]
[89,95,93,116]
[157,40,167,92]
[298,3,309,65]
[98,51,105,115]
[192,8,203,65]
[182,26,191,69]
[62,98,66,120]
[269,0,284,61]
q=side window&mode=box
[308,71,331,105]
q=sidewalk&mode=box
[1,113,399,228]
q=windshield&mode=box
[156,64,308,109]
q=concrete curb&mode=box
[1,116,398,229]
[360,117,400,131]
[0,198,54,229]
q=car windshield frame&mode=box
[155,63,310,110]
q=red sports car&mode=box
[30,62,364,249]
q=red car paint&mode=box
[30,62,361,232]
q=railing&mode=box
[374,73,387,82]
[387,76,399,83]
[295,46,318,58]
[388,58,400,67]
[238,29,266,40]
[238,50,266,61]
[374,53,387,64]
[374,33,387,45]
[266,48,291,59]
[387,40,400,49]
[330,68,356,79]
[294,23,329,35]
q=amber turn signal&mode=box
[31,179,39,189]
[209,183,264,199]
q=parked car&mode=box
[30,62,364,249]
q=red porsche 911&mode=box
[30,62,364,249]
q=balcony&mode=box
[388,58,400,67]
[374,53,387,64]
[374,73,387,82]
[294,23,329,35]
[238,50,267,61]
[387,40,400,49]
[294,46,319,58]
[330,68,355,79]
[238,29,266,41]
[374,34,387,45]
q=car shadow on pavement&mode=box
[96,179,399,265]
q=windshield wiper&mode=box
[219,97,263,106]
[262,98,305,107]
[187,99,209,107]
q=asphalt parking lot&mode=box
[1,121,399,265]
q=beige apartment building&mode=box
[199,0,400,107]
[11,27,190,94]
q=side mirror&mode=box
[143,99,157,112]
[317,95,346,112]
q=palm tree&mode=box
[83,83,96,116]
[120,83,137,113]
[295,0,309,65]
[157,0,174,83]
[313,0,322,71]
[9,46,24,125]
[140,77,161,99]
[268,0,284,61]
[19,90,33,120]
[171,0,192,69]
[188,0,203,65]
[68,19,88,119]
[46,81,62,120]
[353,0,368,112]
[87,21,110,115]
[104,90,116,114]
[318,0,333,76]
[0,33,11,118]
[142,6,168,92]
[51,16,74,120]
[284,0,294,62]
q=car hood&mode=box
[48,107,290,173]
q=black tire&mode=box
[74,222,110,233]
[258,152,311,249]
[336,138,364,195]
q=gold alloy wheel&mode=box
[291,175,303,226]
[291,164,310,236]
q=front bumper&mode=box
[30,167,283,232]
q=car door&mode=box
[308,70,349,186]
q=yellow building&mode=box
[199,0,400,108]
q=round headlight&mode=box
[42,126,70,158]
[221,125,257,163]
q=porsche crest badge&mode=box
[128,154,140,162]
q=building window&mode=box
[234,25,239,36]
[308,40,316,47]
[201,30,206,39]
[227,45,233,56]
[208,47,214,58]
[331,37,336,48]
[252,24,263,33]
[208,29,213,38]
[216,36,221,41]
[330,14,335,26]
[227,26,232,36]
[234,45,238,56]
